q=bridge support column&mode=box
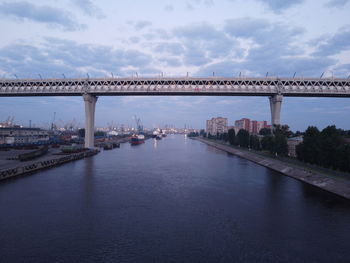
[269,94,283,128]
[83,94,98,148]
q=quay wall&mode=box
[194,137,350,200]
[0,149,99,182]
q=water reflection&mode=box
[153,138,158,149]
[0,135,349,263]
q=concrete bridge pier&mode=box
[269,94,283,128]
[83,94,98,148]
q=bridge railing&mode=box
[0,77,349,96]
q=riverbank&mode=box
[0,149,100,182]
[194,137,350,200]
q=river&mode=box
[0,135,349,262]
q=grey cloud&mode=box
[227,0,304,12]
[325,0,350,7]
[0,38,155,78]
[313,27,350,56]
[174,23,241,61]
[0,1,84,31]
[159,57,182,67]
[134,20,152,30]
[183,43,211,66]
[334,63,350,76]
[175,23,222,40]
[153,43,185,55]
[196,56,336,78]
[225,18,304,58]
[257,0,304,12]
[164,4,174,11]
[71,0,105,19]
[188,18,337,77]
[186,0,214,10]
[225,18,304,44]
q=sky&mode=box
[0,0,349,131]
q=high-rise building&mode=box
[234,118,250,132]
[206,117,228,135]
[234,118,269,134]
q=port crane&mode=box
[133,115,143,133]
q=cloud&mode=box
[0,1,84,31]
[153,43,185,55]
[325,0,350,7]
[0,38,156,78]
[256,0,304,12]
[185,18,337,77]
[164,4,174,11]
[71,0,105,19]
[186,0,214,10]
[174,23,242,64]
[134,20,152,31]
[313,27,350,57]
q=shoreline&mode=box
[193,137,350,200]
[0,149,100,182]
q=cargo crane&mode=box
[133,115,143,133]
[51,112,56,131]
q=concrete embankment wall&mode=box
[0,150,99,182]
[194,137,350,200]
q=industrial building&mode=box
[0,127,49,145]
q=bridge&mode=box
[1,77,350,148]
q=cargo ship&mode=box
[130,134,145,145]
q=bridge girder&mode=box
[0,77,349,97]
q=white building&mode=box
[206,117,228,135]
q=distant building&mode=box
[234,118,269,134]
[0,127,49,145]
[287,136,303,157]
[206,117,228,135]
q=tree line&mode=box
[204,125,290,156]
[203,125,350,173]
[296,126,350,172]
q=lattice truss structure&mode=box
[1,77,350,97]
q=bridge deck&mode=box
[1,77,350,97]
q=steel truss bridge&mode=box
[0,77,350,97]
[1,77,349,148]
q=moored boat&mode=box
[103,143,113,150]
[130,134,145,145]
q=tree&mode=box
[199,129,205,136]
[296,126,321,164]
[261,135,273,151]
[227,128,236,145]
[273,134,288,156]
[237,129,249,147]
[259,128,271,136]
[319,125,343,168]
[335,144,350,172]
[249,135,261,150]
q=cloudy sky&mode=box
[0,0,349,131]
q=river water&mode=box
[0,135,349,263]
